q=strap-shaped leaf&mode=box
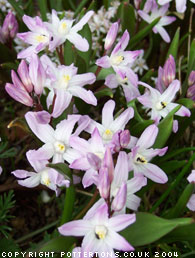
[121,212,193,247]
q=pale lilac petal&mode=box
[26,150,48,172]
[35,111,51,124]
[104,21,119,50]
[17,45,37,59]
[52,90,72,118]
[136,124,158,149]
[141,163,168,183]
[69,86,97,106]
[159,16,176,26]
[176,0,186,13]
[126,194,141,211]
[27,143,54,161]
[138,10,150,23]
[17,60,33,92]
[140,146,168,161]
[173,120,178,133]
[96,56,111,68]
[155,25,170,43]
[187,194,195,211]
[113,151,129,186]
[109,213,136,232]
[55,115,81,143]
[22,15,37,31]
[112,30,129,54]
[187,170,195,183]
[18,174,41,188]
[102,100,115,128]
[72,11,94,32]
[52,153,64,163]
[69,156,89,170]
[158,0,171,5]
[69,136,90,153]
[110,107,134,132]
[5,83,33,107]
[73,115,91,136]
[106,230,134,251]
[90,128,105,153]
[105,74,118,89]
[93,203,108,223]
[81,232,98,255]
[63,148,81,164]
[58,220,92,236]
[25,112,55,143]
[67,32,89,52]
[82,168,99,188]
[70,73,96,87]
[127,174,147,194]
[12,170,35,178]
[160,80,180,103]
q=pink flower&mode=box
[58,203,136,255]
[138,0,176,43]
[128,124,168,184]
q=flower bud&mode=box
[103,147,114,183]
[104,21,119,51]
[2,12,18,40]
[188,71,195,86]
[98,167,110,199]
[17,60,33,93]
[87,152,101,171]
[162,55,176,87]
[187,84,195,101]
[29,54,46,95]
[120,130,130,148]
[111,182,127,212]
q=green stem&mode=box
[149,152,195,213]
[60,185,75,226]
[160,147,195,162]
[15,220,59,244]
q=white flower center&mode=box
[112,55,124,65]
[35,35,48,43]
[59,21,68,34]
[156,101,167,111]
[54,141,66,154]
[102,129,113,141]
[95,225,107,240]
[94,151,104,159]
[41,169,51,187]
[59,74,71,89]
[135,153,147,164]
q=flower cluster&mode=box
[2,0,195,255]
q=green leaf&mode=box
[130,120,154,136]
[0,43,17,63]
[74,0,91,17]
[152,105,181,149]
[117,3,135,36]
[140,69,154,82]
[177,98,194,109]
[129,17,161,49]
[166,27,180,60]
[37,0,48,21]
[165,184,194,219]
[121,212,193,247]
[160,224,195,244]
[47,163,72,182]
[95,88,113,99]
[182,39,195,96]
[158,160,187,175]
[77,24,92,68]
[149,152,195,213]
[39,236,76,252]
[127,99,144,122]
[64,41,75,65]
[97,67,115,80]
[7,0,24,17]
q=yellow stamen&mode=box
[36,35,47,43]
[102,129,113,141]
[95,225,107,240]
[135,154,147,164]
